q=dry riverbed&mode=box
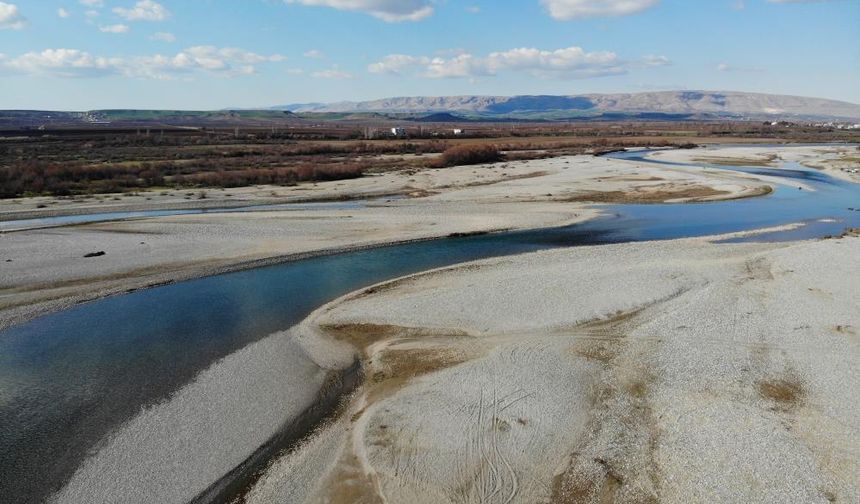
[242,232,860,504]
[0,153,770,328]
[34,146,860,504]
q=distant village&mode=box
[763,120,860,130]
[361,126,467,139]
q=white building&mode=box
[391,127,406,137]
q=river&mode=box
[1,147,858,503]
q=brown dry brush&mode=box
[0,159,367,198]
[430,144,504,168]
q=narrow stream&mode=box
[0,197,391,232]
[0,147,858,503]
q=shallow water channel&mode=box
[1,147,858,502]
[0,198,382,232]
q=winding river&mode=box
[1,147,858,503]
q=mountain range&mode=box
[3,91,859,128]
[276,91,860,121]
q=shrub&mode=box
[0,159,368,198]
[432,144,503,168]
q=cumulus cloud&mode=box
[0,2,26,30]
[311,66,353,79]
[2,46,286,79]
[58,8,71,18]
[368,54,431,75]
[150,31,176,42]
[136,46,286,78]
[114,0,170,21]
[3,49,121,77]
[368,45,667,80]
[303,49,325,59]
[541,0,659,20]
[284,0,434,22]
[100,24,130,33]
[134,46,286,77]
[79,0,104,6]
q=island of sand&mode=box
[1,149,777,328]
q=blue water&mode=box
[0,198,386,232]
[0,148,858,502]
[607,148,860,242]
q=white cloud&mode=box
[368,54,431,75]
[79,0,104,6]
[311,66,353,79]
[368,45,664,80]
[541,0,659,20]
[425,54,489,78]
[100,23,130,33]
[641,54,671,67]
[58,8,71,18]
[285,0,434,22]
[466,6,480,13]
[150,31,176,42]
[3,49,121,77]
[2,46,286,79]
[287,68,305,75]
[303,49,325,59]
[131,46,286,78]
[0,2,26,30]
[489,46,628,78]
[85,9,99,18]
[114,0,170,21]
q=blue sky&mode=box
[0,0,858,110]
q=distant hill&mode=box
[0,109,306,129]
[414,112,471,122]
[276,91,860,121]
[3,91,859,129]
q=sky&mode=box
[0,0,858,110]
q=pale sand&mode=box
[51,333,327,504]
[242,234,860,504]
[0,153,770,329]
[40,149,783,504]
[651,144,860,185]
[41,141,857,503]
[0,149,765,222]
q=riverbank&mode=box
[28,145,858,503]
[243,231,860,504]
[0,152,772,329]
[649,144,860,184]
[48,230,860,504]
